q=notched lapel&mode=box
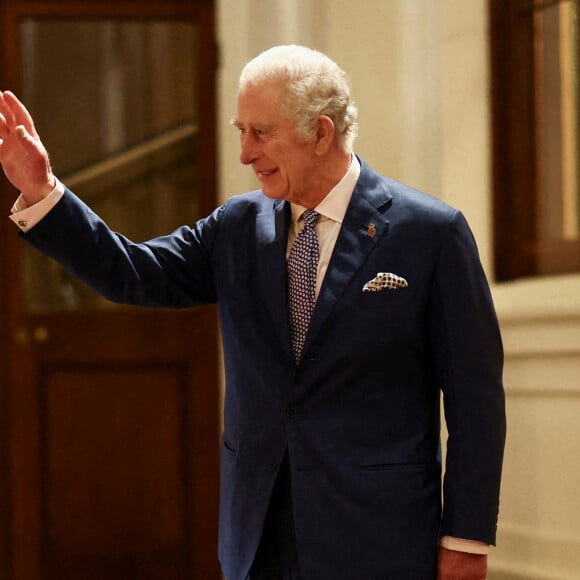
[302,169,393,357]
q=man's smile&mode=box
[255,168,278,179]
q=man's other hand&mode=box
[437,546,487,580]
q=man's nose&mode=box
[239,132,258,165]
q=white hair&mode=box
[239,45,358,153]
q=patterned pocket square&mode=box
[362,272,408,292]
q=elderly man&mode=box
[0,45,505,580]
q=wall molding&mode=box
[501,317,580,358]
[492,274,580,326]
[495,305,580,579]
[491,523,580,580]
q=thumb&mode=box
[16,124,30,140]
[15,123,50,160]
[16,124,43,146]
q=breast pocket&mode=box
[357,287,412,311]
[349,286,423,331]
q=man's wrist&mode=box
[9,178,64,232]
[20,175,57,207]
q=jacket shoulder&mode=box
[222,189,279,215]
[358,158,459,225]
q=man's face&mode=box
[235,81,319,206]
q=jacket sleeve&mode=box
[430,210,506,545]
[21,187,224,308]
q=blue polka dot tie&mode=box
[287,209,320,363]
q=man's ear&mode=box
[314,115,335,155]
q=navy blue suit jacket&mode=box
[23,158,505,580]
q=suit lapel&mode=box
[255,199,293,359]
[254,161,394,364]
[302,162,393,358]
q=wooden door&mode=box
[0,1,220,579]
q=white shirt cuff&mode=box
[439,535,490,555]
[9,179,65,232]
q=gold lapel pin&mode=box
[367,223,376,238]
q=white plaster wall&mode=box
[217,0,490,268]
[216,1,580,578]
[217,0,329,203]
[492,313,580,579]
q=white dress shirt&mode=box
[287,154,360,299]
[9,179,65,231]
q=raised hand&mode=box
[0,90,55,204]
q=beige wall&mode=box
[217,1,580,578]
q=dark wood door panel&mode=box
[8,307,220,580]
[29,308,216,363]
[43,365,187,567]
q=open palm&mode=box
[0,90,54,202]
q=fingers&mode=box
[0,90,42,155]
[0,121,29,155]
[0,90,55,200]
[0,94,11,141]
[0,91,19,142]
[0,90,38,137]
[0,106,27,150]
[0,91,15,133]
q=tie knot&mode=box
[301,209,319,229]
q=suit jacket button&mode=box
[269,464,279,473]
[286,404,298,418]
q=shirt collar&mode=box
[290,154,361,224]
